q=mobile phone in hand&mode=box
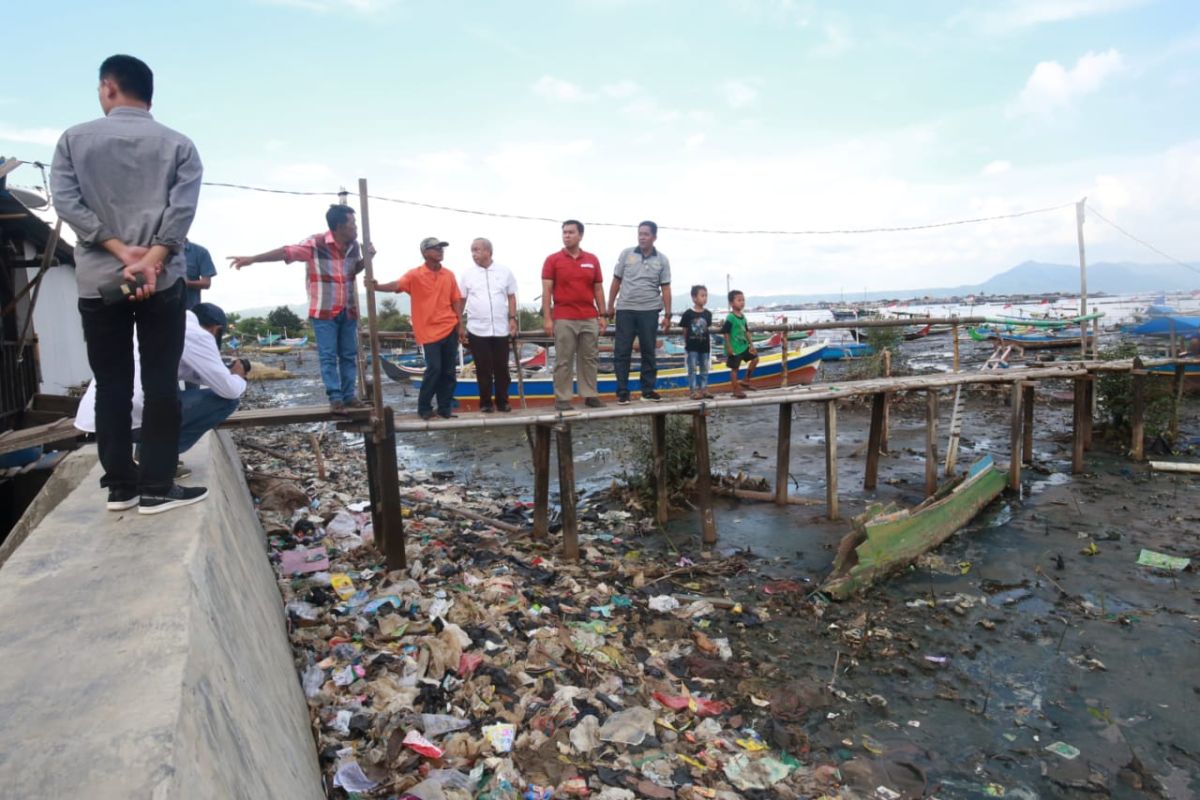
[99,274,147,305]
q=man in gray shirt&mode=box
[52,54,207,515]
[607,220,672,403]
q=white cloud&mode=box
[602,80,641,99]
[982,159,1012,176]
[718,79,758,109]
[953,0,1148,33]
[684,133,706,150]
[812,23,852,57]
[532,75,586,102]
[0,123,61,146]
[1011,49,1124,116]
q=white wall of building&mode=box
[26,265,90,394]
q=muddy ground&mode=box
[234,338,1199,798]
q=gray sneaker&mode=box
[554,400,573,411]
[584,397,606,408]
[139,484,209,515]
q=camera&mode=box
[223,357,252,374]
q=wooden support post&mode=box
[555,423,579,560]
[1130,370,1147,461]
[924,389,938,498]
[357,179,386,435]
[693,411,718,546]
[775,403,792,505]
[864,392,886,490]
[952,324,960,373]
[309,433,327,481]
[881,350,892,454]
[511,337,528,409]
[531,424,551,539]
[944,384,963,477]
[1170,364,1185,441]
[1009,382,1023,490]
[1072,378,1087,474]
[651,414,669,527]
[824,400,839,520]
[1020,382,1036,464]
[367,407,405,570]
[1082,376,1094,451]
[780,318,790,387]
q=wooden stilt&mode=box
[1009,381,1023,490]
[1130,369,1147,461]
[825,400,839,520]
[1072,378,1086,474]
[944,384,963,477]
[1021,381,1035,464]
[1082,376,1094,451]
[651,414,669,527]
[511,336,528,409]
[952,324,960,373]
[532,424,551,539]
[1170,364,1185,441]
[924,389,939,497]
[865,392,886,490]
[780,319,790,387]
[693,411,717,546]
[367,407,405,570]
[554,423,579,560]
[775,403,792,505]
[881,350,892,454]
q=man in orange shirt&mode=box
[376,237,464,419]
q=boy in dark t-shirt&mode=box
[720,289,758,398]
[678,284,714,400]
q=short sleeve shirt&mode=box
[458,262,518,337]
[721,312,752,354]
[679,308,713,353]
[613,247,670,311]
[396,264,462,345]
[184,242,216,309]
[542,249,603,320]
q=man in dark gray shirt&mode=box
[607,220,672,403]
[52,54,208,515]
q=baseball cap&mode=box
[192,302,228,330]
[420,237,449,253]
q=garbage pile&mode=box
[235,426,858,799]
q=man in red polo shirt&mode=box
[542,219,607,411]
[376,237,464,420]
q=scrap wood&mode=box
[1148,461,1200,475]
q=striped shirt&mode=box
[283,231,364,320]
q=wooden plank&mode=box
[555,423,579,560]
[924,389,938,498]
[864,392,886,490]
[651,414,668,527]
[1072,378,1086,474]
[1082,375,1094,451]
[221,404,370,429]
[1009,381,1023,490]
[532,424,551,539]
[1021,382,1036,463]
[693,411,717,546]
[0,417,79,457]
[1130,370,1146,462]
[713,486,821,506]
[1170,363,1185,441]
[824,400,839,520]
[775,403,792,505]
[952,324,960,372]
[1148,461,1200,474]
[944,384,963,477]
[881,350,892,454]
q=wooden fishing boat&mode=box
[823,341,873,361]
[408,341,828,411]
[995,328,1095,349]
[822,455,1007,599]
[256,333,281,346]
[259,344,294,355]
[1147,362,1200,393]
[279,336,309,347]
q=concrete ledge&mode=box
[0,446,97,570]
[0,432,323,800]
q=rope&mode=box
[1085,206,1200,275]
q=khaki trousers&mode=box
[553,317,599,401]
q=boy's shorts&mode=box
[727,349,756,370]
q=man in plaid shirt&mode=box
[229,204,375,414]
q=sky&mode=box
[2,0,1199,314]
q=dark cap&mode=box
[420,237,449,253]
[192,302,228,330]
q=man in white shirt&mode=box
[457,238,518,412]
[76,303,247,466]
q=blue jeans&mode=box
[614,309,660,395]
[311,310,359,402]
[178,387,241,453]
[687,350,709,392]
[419,330,459,416]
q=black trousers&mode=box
[467,333,512,407]
[78,278,185,495]
[419,329,459,415]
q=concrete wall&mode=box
[0,432,324,800]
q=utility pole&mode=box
[1075,197,1089,359]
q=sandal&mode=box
[732,391,747,399]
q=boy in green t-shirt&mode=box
[720,289,758,398]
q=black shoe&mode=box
[138,484,209,515]
[437,411,458,419]
[330,400,350,416]
[418,411,434,420]
[480,403,495,413]
[617,392,631,405]
[642,390,663,402]
[584,397,606,408]
[107,488,140,511]
[496,402,513,413]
